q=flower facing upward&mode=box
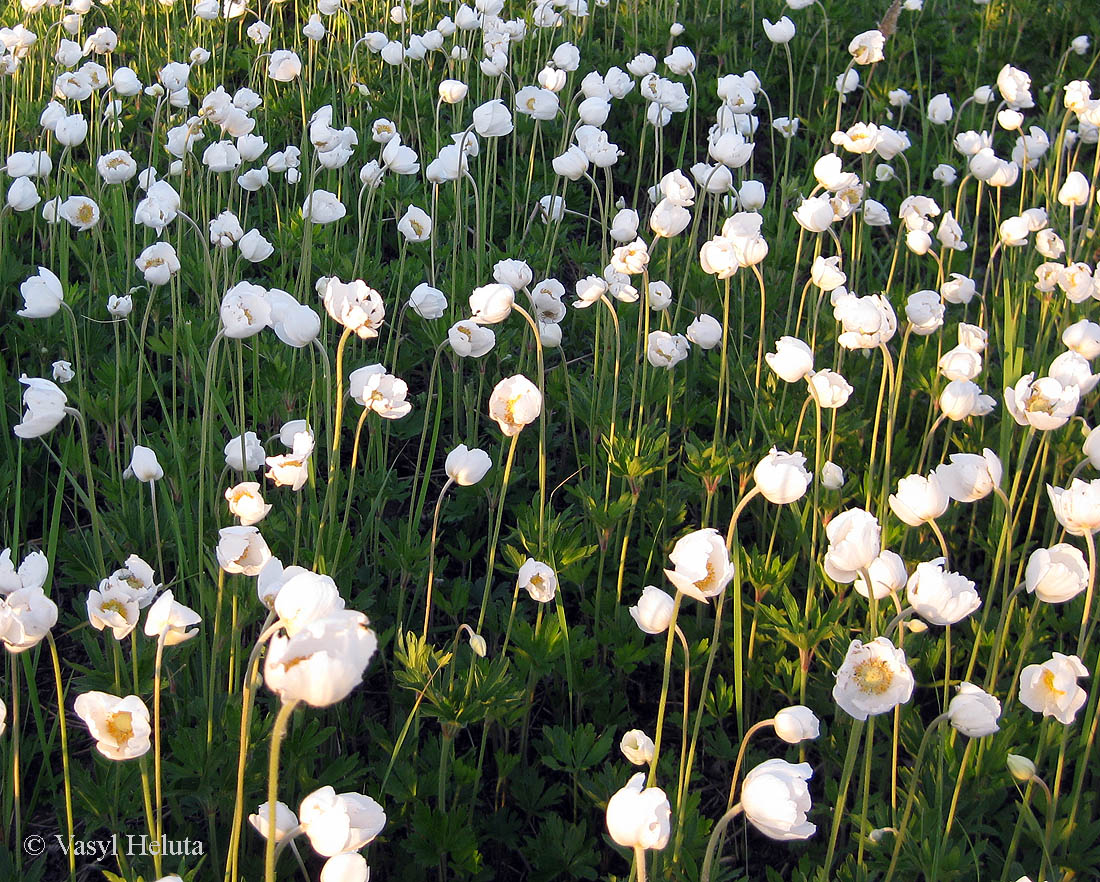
[488,375,541,436]
[741,759,816,840]
[664,528,733,602]
[833,637,914,720]
[605,773,671,850]
[1019,653,1088,724]
[74,692,151,760]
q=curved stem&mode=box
[264,700,300,882]
[700,803,744,882]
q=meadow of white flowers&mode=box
[1,0,1100,879]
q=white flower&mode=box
[1046,479,1100,536]
[18,267,64,318]
[73,692,151,760]
[321,278,386,340]
[124,445,163,482]
[488,375,541,436]
[13,375,68,439]
[143,590,202,645]
[216,525,272,576]
[889,473,948,526]
[664,528,733,603]
[823,509,881,584]
[1004,374,1079,431]
[741,759,816,840]
[906,558,981,626]
[518,559,557,603]
[1025,544,1089,604]
[605,773,671,850]
[686,314,722,349]
[935,450,1002,502]
[853,550,907,600]
[444,445,492,486]
[773,706,820,743]
[766,337,814,382]
[833,637,915,720]
[948,682,1001,737]
[225,482,271,526]
[349,364,412,420]
[265,612,378,708]
[629,586,675,634]
[620,729,655,765]
[1019,653,1088,724]
[753,448,812,504]
[248,801,299,842]
[299,786,386,855]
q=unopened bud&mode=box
[1006,754,1036,782]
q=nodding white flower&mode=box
[997,63,1034,110]
[853,550,908,600]
[933,163,957,185]
[444,445,492,486]
[935,450,1002,502]
[268,49,302,81]
[265,429,314,492]
[824,508,881,584]
[1019,653,1088,724]
[766,337,814,382]
[55,113,89,146]
[469,283,515,324]
[225,482,271,526]
[773,706,820,743]
[754,448,812,504]
[73,693,151,760]
[299,786,386,855]
[302,189,346,224]
[143,590,202,645]
[762,15,795,43]
[686,314,722,349]
[13,375,68,439]
[1026,543,1089,604]
[273,571,345,636]
[889,473,948,526]
[1004,373,1079,431]
[1046,479,1100,536]
[605,773,671,851]
[906,558,981,626]
[224,432,267,472]
[664,528,733,603]
[135,242,181,286]
[927,93,953,125]
[0,584,58,653]
[939,379,996,421]
[833,637,915,720]
[515,86,559,120]
[518,559,558,603]
[821,461,844,490]
[647,280,673,311]
[664,45,696,75]
[1049,351,1099,395]
[472,99,513,137]
[0,548,47,597]
[742,759,816,840]
[265,611,378,707]
[794,195,835,233]
[349,364,412,420]
[100,555,161,610]
[397,205,432,243]
[87,583,140,640]
[807,370,854,409]
[321,278,386,340]
[938,345,983,382]
[1058,171,1090,207]
[948,683,1001,737]
[209,210,243,247]
[18,267,64,318]
[836,68,860,97]
[493,259,533,292]
[220,281,271,338]
[941,273,976,305]
[124,445,163,482]
[320,853,369,882]
[958,323,988,352]
[438,79,468,103]
[239,228,274,262]
[448,320,496,357]
[408,283,447,319]
[5,151,52,178]
[848,28,885,64]
[646,331,690,368]
[217,525,272,576]
[488,374,541,436]
[620,729,656,765]
[248,801,299,842]
[811,255,847,291]
[630,585,675,634]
